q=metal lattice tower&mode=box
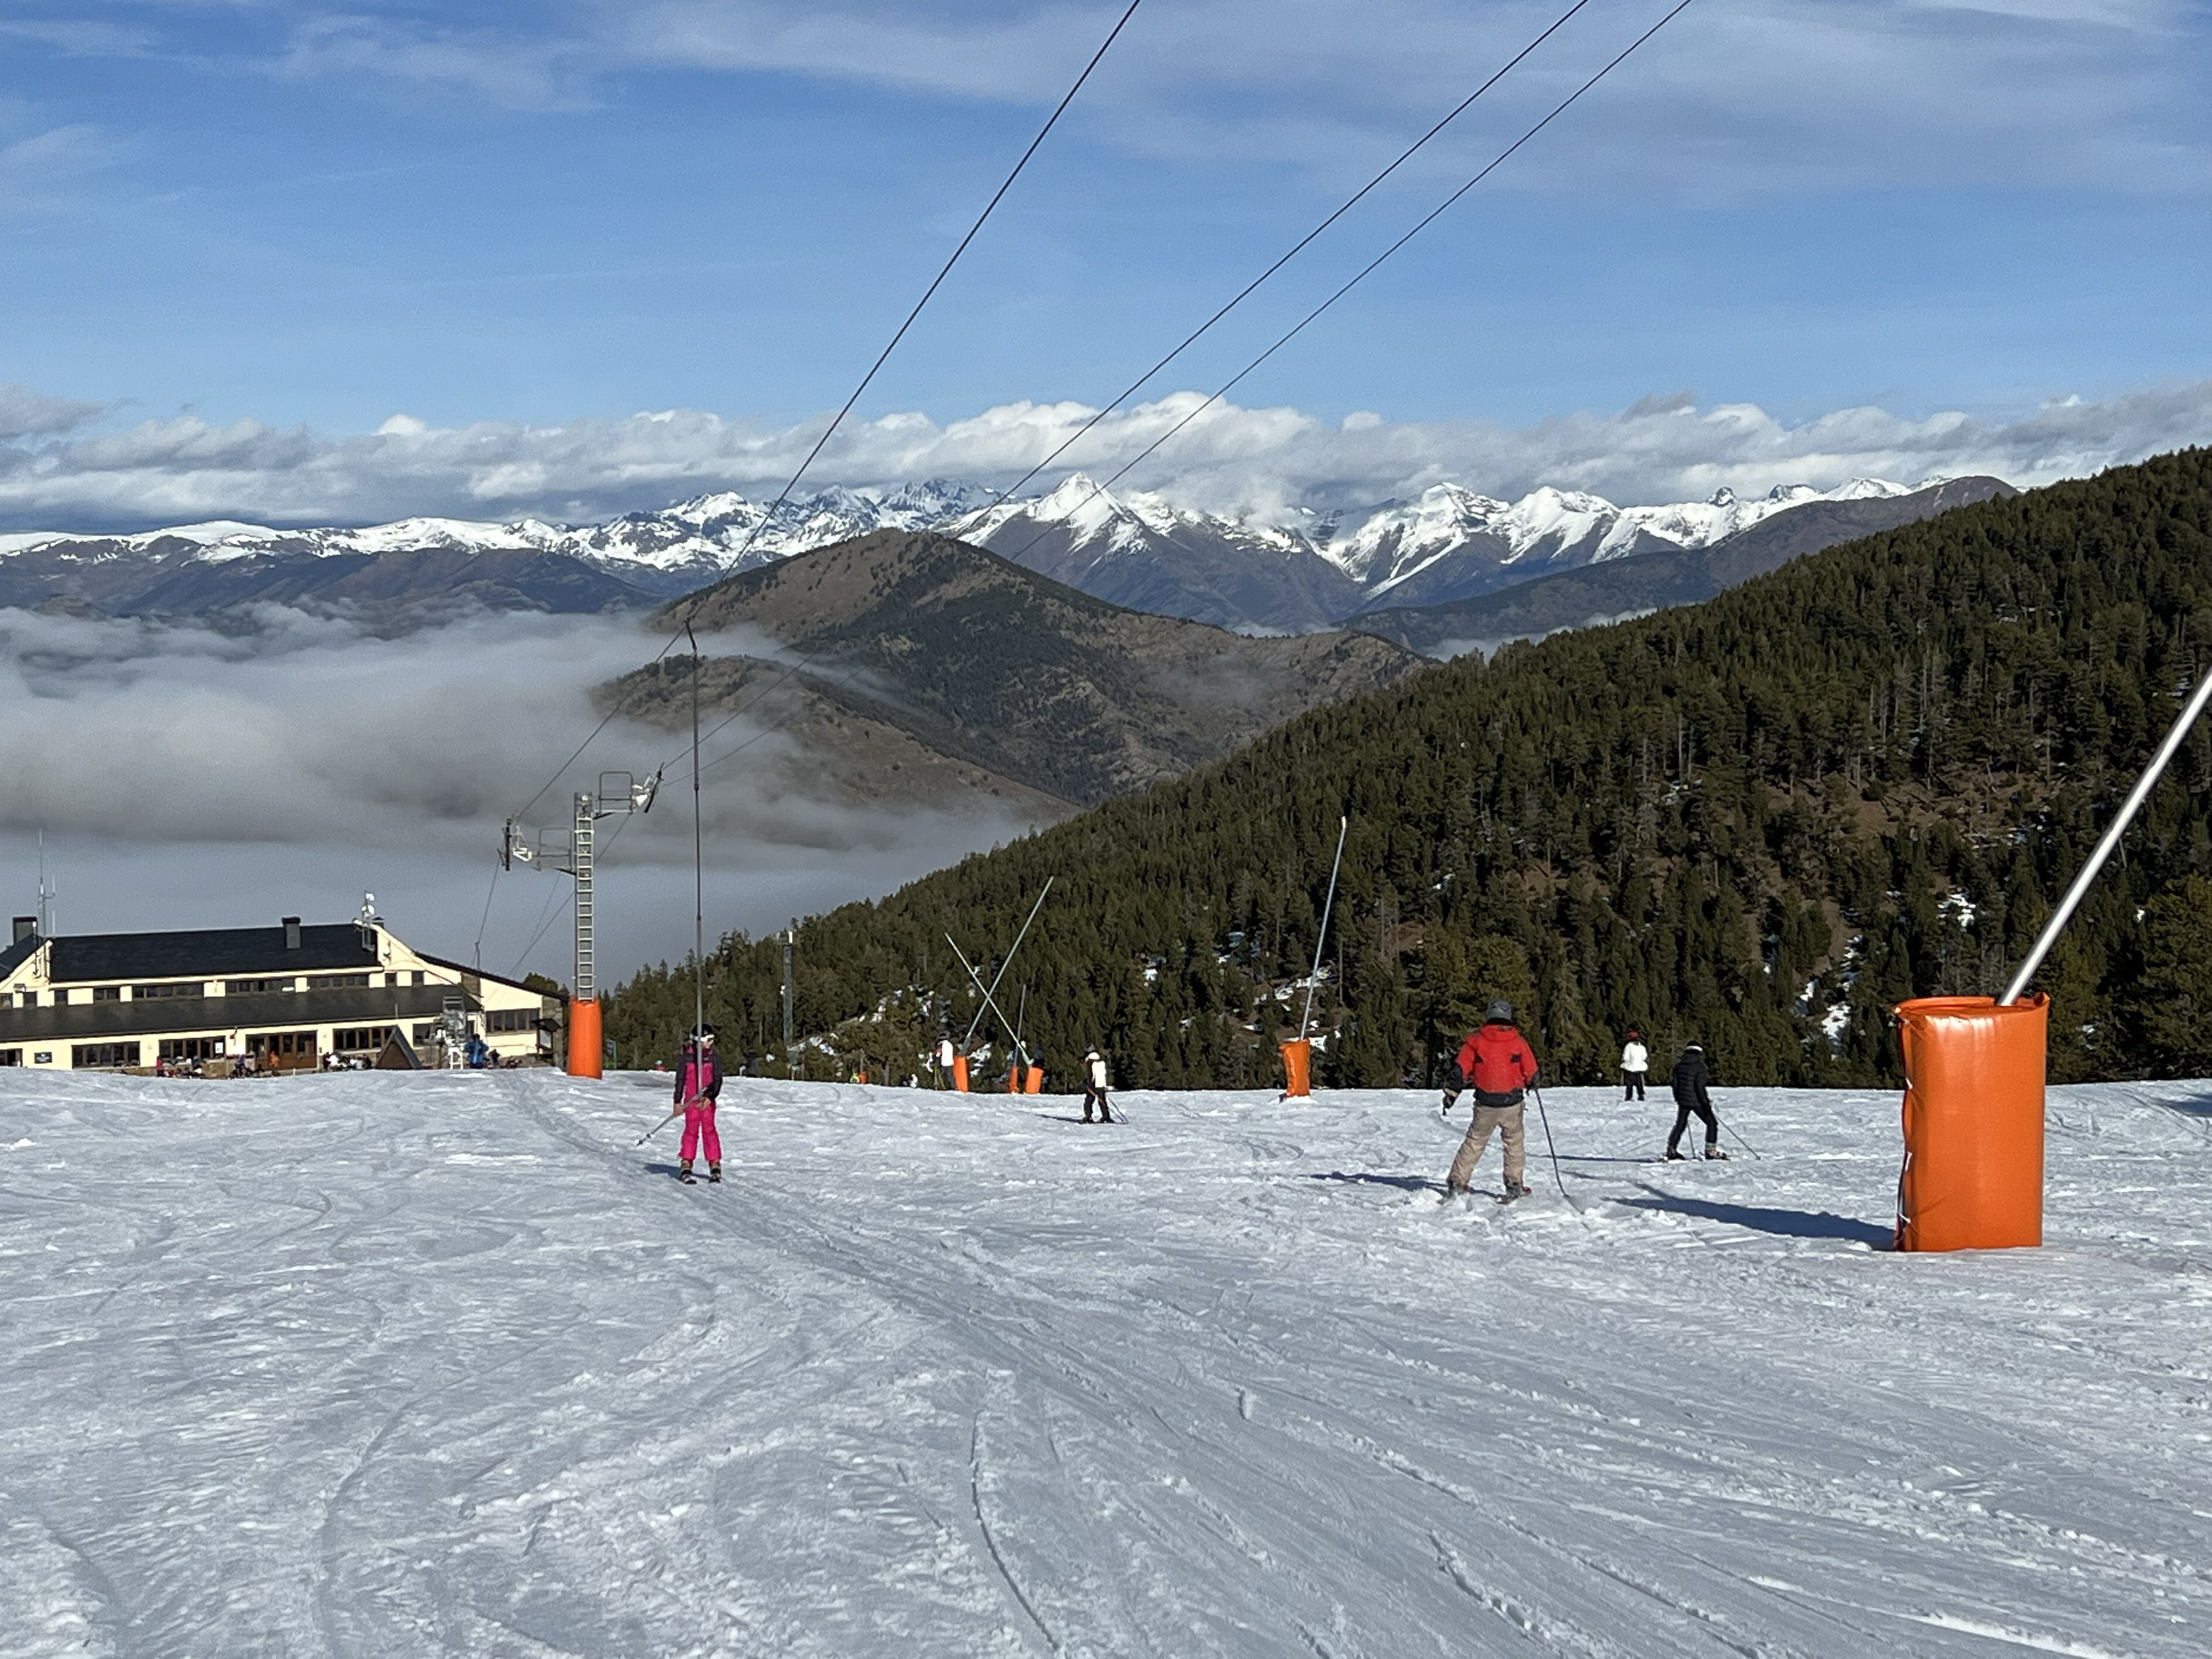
[572,792,596,1004]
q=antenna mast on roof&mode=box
[36,830,54,936]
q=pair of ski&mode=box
[1442,1184,1532,1206]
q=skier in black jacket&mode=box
[1666,1042,1727,1161]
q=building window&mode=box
[159,1037,227,1062]
[226,978,296,995]
[133,983,206,1000]
[71,1042,142,1070]
[249,1031,318,1065]
[485,1008,537,1033]
[0,1048,20,1066]
[92,986,122,1002]
[413,970,426,986]
[411,1023,438,1042]
[14,990,33,1007]
[309,974,371,990]
[331,1026,394,1052]
[32,1051,52,1064]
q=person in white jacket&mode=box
[1081,1048,1115,1124]
[1620,1029,1650,1101]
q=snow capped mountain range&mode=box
[0,472,1957,635]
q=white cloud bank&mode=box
[2,380,2209,532]
[0,606,1039,977]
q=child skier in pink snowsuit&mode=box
[674,1029,724,1184]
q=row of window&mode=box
[4,1017,535,1069]
[6,969,442,1006]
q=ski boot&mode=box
[708,1163,723,1184]
[1664,1149,1687,1161]
[1705,1147,1729,1161]
[1499,1181,1532,1203]
[678,1160,696,1184]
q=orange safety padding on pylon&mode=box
[566,998,603,1080]
[1280,1039,1311,1098]
[1894,994,2047,1252]
[1024,1065,1045,1095]
[952,1054,969,1092]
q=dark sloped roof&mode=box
[0,932,39,980]
[46,924,381,985]
[0,984,476,1046]
[415,952,556,1000]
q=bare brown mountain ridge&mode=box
[605,529,1425,811]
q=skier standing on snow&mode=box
[1442,1000,1541,1200]
[674,1027,725,1184]
[1620,1028,1649,1101]
[1081,1048,1115,1124]
[1666,1041,1726,1161]
[933,1031,957,1090]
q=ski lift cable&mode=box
[470,860,501,971]
[661,0,1603,774]
[509,810,641,978]
[510,0,1149,827]
[972,0,1602,521]
[998,0,1701,568]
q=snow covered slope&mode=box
[0,475,1961,633]
[3,1070,2205,1655]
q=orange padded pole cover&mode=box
[566,998,603,1080]
[952,1054,969,1092]
[1280,1039,1311,1098]
[1894,994,2047,1252]
[1024,1065,1045,1095]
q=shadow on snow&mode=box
[1617,1182,1891,1246]
[1307,1171,1446,1195]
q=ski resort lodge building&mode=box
[0,913,558,1073]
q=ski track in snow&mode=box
[1,1073,2208,1657]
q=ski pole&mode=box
[635,1105,682,1147]
[1722,1116,1762,1160]
[1530,1082,1570,1201]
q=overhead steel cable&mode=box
[505,0,1147,828]
[997,0,1700,568]
[665,0,1624,771]
[970,0,1599,522]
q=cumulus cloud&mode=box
[2,380,2210,530]
[0,606,1039,976]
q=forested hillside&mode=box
[609,450,2212,1090]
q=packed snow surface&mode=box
[3,1071,2207,1656]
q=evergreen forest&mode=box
[607,449,2212,1091]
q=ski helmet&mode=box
[1484,998,1514,1023]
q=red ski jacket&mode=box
[1456,1022,1539,1105]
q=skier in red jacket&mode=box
[1442,999,1541,1200]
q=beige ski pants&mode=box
[1448,1101,1526,1192]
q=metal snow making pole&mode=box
[1281,816,1348,1099]
[946,936,1044,1093]
[940,877,1053,1093]
[1893,661,2212,1253]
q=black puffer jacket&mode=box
[1669,1048,1712,1109]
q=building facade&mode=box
[0,913,558,1073]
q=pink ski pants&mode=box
[680,1102,721,1164]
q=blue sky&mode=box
[1,0,2209,524]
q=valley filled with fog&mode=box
[0,603,1044,983]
